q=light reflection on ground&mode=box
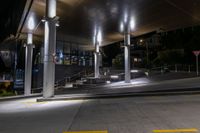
[104,77,151,88]
[0,97,83,114]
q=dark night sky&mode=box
[0,0,27,42]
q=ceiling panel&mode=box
[20,0,200,48]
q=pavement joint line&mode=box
[63,130,108,133]
[152,128,198,133]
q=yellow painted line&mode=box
[153,128,198,133]
[63,130,108,133]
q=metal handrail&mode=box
[66,69,93,82]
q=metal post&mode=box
[94,41,100,78]
[24,33,33,96]
[43,0,57,98]
[196,55,199,76]
[124,33,131,83]
[146,41,149,69]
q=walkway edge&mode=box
[37,89,200,102]
[0,93,42,102]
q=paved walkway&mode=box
[1,94,200,133]
[55,76,200,96]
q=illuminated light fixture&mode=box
[124,11,128,24]
[59,51,63,58]
[140,39,143,43]
[97,30,102,43]
[93,26,97,45]
[28,16,35,30]
[130,17,135,31]
[110,75,119,79]
[120,22,124,32]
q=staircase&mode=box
[32,64,93,90]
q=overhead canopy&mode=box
[19,0,200,50]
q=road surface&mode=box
[1,94,200,133]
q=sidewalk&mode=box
[38,77,200,101]
[0,93,42,102]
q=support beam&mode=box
[124,33,131,83]
[43,0,57,98]
[24,33,33,96]
[94,42,100,78]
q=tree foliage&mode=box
[153,49,184,65]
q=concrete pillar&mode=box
[99,53,102,67]
[43,0,58,98]
[124,33,131,83]
[94,42,100,78]
[24,33,34,95]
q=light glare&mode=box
[59,51,63,58]
[28,16,35,30]
[120,22,124,32]
[110,75,119,79]
[131,70,139,73]
[93,36,96,45]
[130,17,135,30]
[124,11,128,24]
[97,31,102,43]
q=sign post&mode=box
[193,51,200,76]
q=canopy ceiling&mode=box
[19,0,200,49]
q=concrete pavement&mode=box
[1,94,200,133]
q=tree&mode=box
[112,54,124,68]
[153,49,184,65]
